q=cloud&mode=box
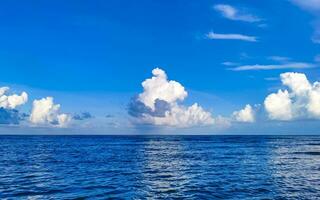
[290,0,320,44]
[268,56,291,62]
[0,87,28,109]
[221,62,239,66]
[230,62,315,71]
[128,68,214,128]
[232,104,255,123]
[264,72,320,120]
[264,77,278,81]
[0,108,21,125]
[290,0,320,12]
[30,97,71,127]
[73,112,93,120]
[264,89,293,120]
[206,31,257,42]
[214,4,261,22]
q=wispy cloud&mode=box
[290,0,320,12]
[290,0,320,44]
[230,62,316,71]
[206,31,257,42]
[221,62,239,66]
[214,4,261,22]
[264,77,278,81]
[268,56,291,62]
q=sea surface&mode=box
[0,135,320,199]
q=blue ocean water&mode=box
[0,135,320,199]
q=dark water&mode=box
[0,135,320,199]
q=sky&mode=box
[1,0,320,134]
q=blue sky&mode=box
[1,0,320,134]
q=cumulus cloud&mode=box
[206,31,257,42]
[0,87,28,109]
[0,87,28,125]
[128,68,214,127]
[264,72,320,120]
[214,4,261,22]
[30,97,71,127]
[264,89,293,120]
[232,104,255,123]
[138,68,187,109]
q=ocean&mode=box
[0,135,319,199]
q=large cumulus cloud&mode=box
[128,68,214,127]
[264,72,320,120]
[30,97,71,127]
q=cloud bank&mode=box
[128,68,214,127]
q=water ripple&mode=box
[0,135,320,199]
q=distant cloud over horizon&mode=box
[128,68,215,128]
[30,97,71,127]
[73,112,93,120]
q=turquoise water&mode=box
[0,135,320,199]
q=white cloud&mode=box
[142,103,214,128]
[0,87,28,109]
[281,72,311,95]
[206,31,257,42]
[232,104,255,123]
[214,4,261,22]
[230,62,315,71]
[264,72,320,120]
[129,68,214,127]
[264,89,293,120]
[138,68,187,110]
[30,97,71,127]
